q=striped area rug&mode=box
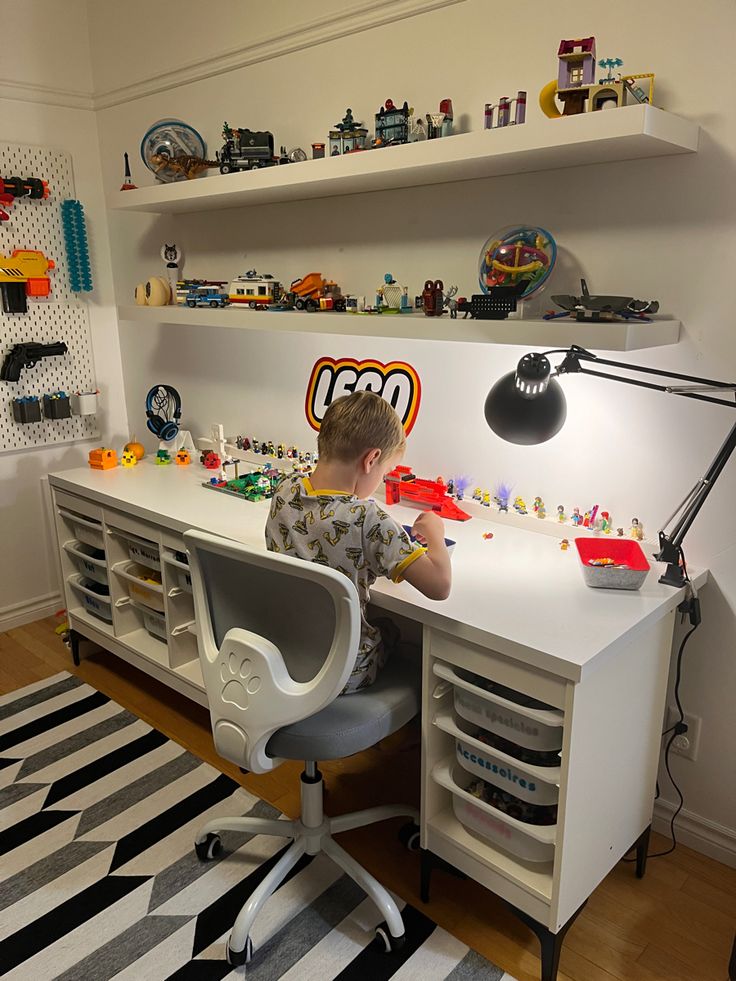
[0,672,516,981]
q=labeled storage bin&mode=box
[127,538,161,571]
[454,731,558,805]
[69,575,113,623]
[115,561,164,612]
[433,760,555,864]
[575,537,650,591]
[172,565,192,593]
[452,795,554,864]
[436,663,563,752]
[142,607,167,642]
[58,508,105,550]
[63,540,108,586]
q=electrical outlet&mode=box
[666,708,702,761]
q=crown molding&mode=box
[92,0,467,110]
[0,78,94,111]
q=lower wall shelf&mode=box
[117,304,681,352]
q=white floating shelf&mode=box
[118,304,681,351]
[108,105,699,215]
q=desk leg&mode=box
[70,629,81,667]
[506,899,586,981]
[420,849,467,903]
[635,823,651,879]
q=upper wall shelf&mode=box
[108,105,699,215]
[118,304,681,351]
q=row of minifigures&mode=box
[462,486,645,539]
[234,435,317,466]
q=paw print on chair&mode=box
[221,651,262,710]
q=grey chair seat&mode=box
[267,651,420,761]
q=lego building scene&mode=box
[0,1,734,979]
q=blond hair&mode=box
[317,391,406,462]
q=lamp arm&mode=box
[657,418,736,556]
[548,346,736,586]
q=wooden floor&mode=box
[2,617,734,981]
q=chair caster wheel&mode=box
[195,833,221,861]
[375,923,406,953]
[226,935,253,966]
[399,821,420,852]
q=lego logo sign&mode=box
[305,357,422,435]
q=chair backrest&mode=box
[184,530,360,773]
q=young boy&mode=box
[265,391,451,694]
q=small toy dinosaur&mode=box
[149,153,219,180]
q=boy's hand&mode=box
[411,511,446,548]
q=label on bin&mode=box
[457,743,537,792]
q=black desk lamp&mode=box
[484,345,736,587]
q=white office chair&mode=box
[185,530,420,969]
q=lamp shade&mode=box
[484,371,567,445]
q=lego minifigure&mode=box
[533,496,542,513]
[583,511,592,528]
[537,501,546,519]
[599,511,612,534]
[447,478,455,496]
[304,451,312,464]
[482,491,491,507]
[260,442,268,455]
[630,517,644,541]
[252,439,260,454]
[560,538,570,550]
[235,435,244,449]
[267,441,275,456]
[571,507,582,526]
[617,527,625,537]
[514,496,528,515]
[472,487,482,501]
[557,505,566,523]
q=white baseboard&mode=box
[0,593,62,633]
[653,799,736,868]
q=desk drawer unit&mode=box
[51,488,206,705]
[423,632,565,927]
[422,618,674,938]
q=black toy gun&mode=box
[1,341,68,382]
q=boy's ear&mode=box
[362,447,382,473]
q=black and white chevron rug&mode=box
[0,672,515,981]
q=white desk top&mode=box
[50,462,707,683]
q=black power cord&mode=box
[625,556,701,863]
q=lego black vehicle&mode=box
[547,278,660,322]
[219,123,277,173]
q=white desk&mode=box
[48,461,707,981]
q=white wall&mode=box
[90,0,736,861]
[0,1,127,628]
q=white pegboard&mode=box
[0,142,99,453]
